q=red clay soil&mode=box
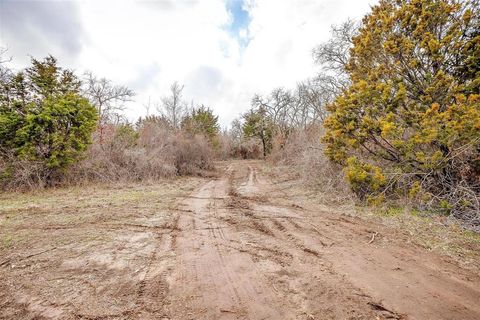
[164,162,480,320]
[1,161,479,319]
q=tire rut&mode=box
[164,160,480,320]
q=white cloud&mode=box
[212,0,379,126]
[0,0,378,127]
[238,28,248,39]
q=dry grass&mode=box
[367,206,480,271]
[260,162,480,273]
[0,178,201,251]
[0,177,203,319]
[268,126,353,205]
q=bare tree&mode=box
[83,71,135,125]
[230,119,243,145]
[252,85,323,134]
[0,48,14,105]
[0,48,12,82]
[251,88,296,139]
[313,19,358,73]
[312,19,359,92]
[143,96,153,117]
[239,19,360,156]
[157,81,187,129]
[0,47,12,64]
[296,79,334,123]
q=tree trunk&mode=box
[261,134,267,159]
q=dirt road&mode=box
[1,160,480,319]
[165,161,480,320]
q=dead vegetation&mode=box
[1,160,480,319]
[268,125,353,205]
[0,178,202,319]
[260,160,480,273]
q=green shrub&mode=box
[0,56,97,187]
[323,0,480,221]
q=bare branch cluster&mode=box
[250,80,332,137]
[82,71,135,125]
[312,19,359,92]
[156,81,188,129]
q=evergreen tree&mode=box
[323,0,480,212]
[0,56,97,183]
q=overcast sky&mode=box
[0,0,378,127]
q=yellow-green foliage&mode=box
[323,0,480,211]
[345,156,386,199]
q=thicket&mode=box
[0,57,219,189]
[236,0,479,227]
[62,119,214,184]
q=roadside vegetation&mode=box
[1,0,479,232]
[0,58,219,189]
[232,0,480,231]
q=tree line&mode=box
[233,0,479,225]
[0,55,222,188]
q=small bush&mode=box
[230,138,263,159]
[0,151,47,189]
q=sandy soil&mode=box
[1,161,479,319]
